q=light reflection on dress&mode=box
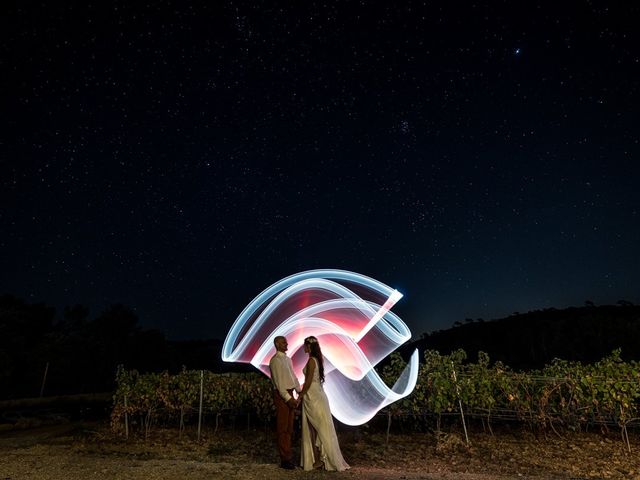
[300,357,350,471]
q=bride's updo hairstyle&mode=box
[304,336,325,383]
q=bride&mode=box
[297,336,350,471]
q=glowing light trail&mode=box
[222,269,419,425]
[353,288,403,342]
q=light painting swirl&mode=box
[222,269,419,425]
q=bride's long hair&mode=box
[304,336,325,383]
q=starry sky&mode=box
[2,1,639,340]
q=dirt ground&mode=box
[0,421,639,480]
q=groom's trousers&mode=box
[273,388,295,463]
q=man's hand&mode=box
[287,398,297,409]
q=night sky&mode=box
[2,2,639,341]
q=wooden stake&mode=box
[451,361,470,446]
[197,370,204,441]
[124,395,129,439]
[39,362,49,397]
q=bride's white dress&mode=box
[300,357,350,471]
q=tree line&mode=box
[410,303,640,369]
[2,294,639,399]
[0,294,235,399]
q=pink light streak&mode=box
[222,269,419,425]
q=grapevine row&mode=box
[111,349,640,438]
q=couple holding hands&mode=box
[269,335,350,471]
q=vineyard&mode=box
[111,349,640,450]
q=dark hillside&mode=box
[404,304,640,368]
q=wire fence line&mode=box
[111,348,640,450]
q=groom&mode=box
[269,335,301,469]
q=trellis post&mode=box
[197,370,204,441]
[451,361,470,446]
[124,394,129,439]
[39,362,49,397]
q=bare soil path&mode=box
[0,422,638,479]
